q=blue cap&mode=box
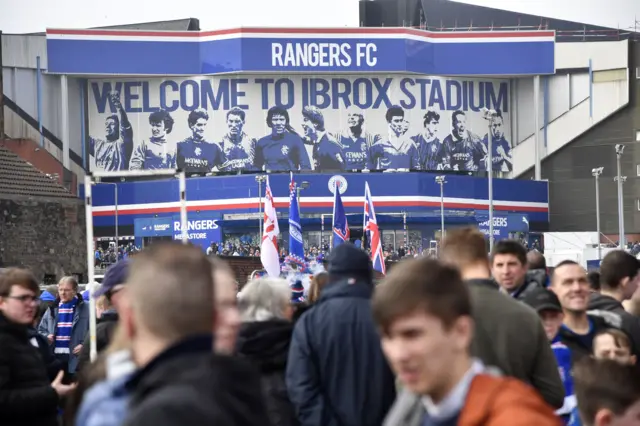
[93,260,129,298]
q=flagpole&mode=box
[331,185,337,250]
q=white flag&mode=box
[260,176,280,277]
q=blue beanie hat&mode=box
[290,280,305,304]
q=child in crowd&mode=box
[523,288,575,424]
[592,328,636,366]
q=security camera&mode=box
[615,144,625,155]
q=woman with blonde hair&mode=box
[236,277,298,426]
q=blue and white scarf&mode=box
[55,297,78,355]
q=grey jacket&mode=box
[37,296,90,374]
[467,279,565,409]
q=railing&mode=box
[374,22,640,42]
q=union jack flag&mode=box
[332,184,350,248]
[364,182,386,275]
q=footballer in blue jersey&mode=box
[218,107,257,172]
[129,110,177,170]
[441,110,487,172]
[369,106,420,170]
[300,106,345,171]
[176,108,224,173]
[255,106,312,172]
[411,110,444,171]
[482,111,513,172]
[90,91,133,171]
[335,109,380,170]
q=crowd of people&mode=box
[2,227,640,426]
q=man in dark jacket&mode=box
[588,250,640,357]
[121,242,268,426]
[0,268,75,426]
[440,228,565,409]
[527,250,550,288]
[491,240,543,300]
[286,243,396,426]
[77,259,129,371]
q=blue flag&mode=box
[288,172,305,264]
[332,186,350,248]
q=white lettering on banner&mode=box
[88,76,513,175]
[153,224,171,232]
[479,228,502,236]
[174,233,207,240]
[173,219,219,232]
[479,217,508,228]
[272,43,361,68]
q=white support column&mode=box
[533,75,541,181]
[60,75,70,169]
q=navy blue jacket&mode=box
[285,280,396,426]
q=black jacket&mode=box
[123,334,269,426]
[26,327,64,381]
[588,293,640,357]
[285,280,396,426]
[237,320,299,426]
[556,314,616,362]
[0,312,59,426]
[77,310,119,372]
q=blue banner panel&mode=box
[87,172,549,227]
[171,212,222,250]
[134,217,173,237]
[475,214,510,241]
[46,28,555,76]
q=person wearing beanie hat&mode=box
[76,259,129,372]
[290,280,306,304]
[286,243,396,426]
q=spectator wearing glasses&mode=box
[0,268,76,426]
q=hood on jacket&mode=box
[526,269,549,288]
[319,280,373,303]
[40,291,56,302]
[588,293,625,312]
[236,319,293,373]
[98,310,119,324]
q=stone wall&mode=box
[0,196,87,281]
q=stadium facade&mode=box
[1,1,637,250]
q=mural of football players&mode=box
[482,110,513,173]
[336,108,380,170]
[90,91,133,171]
[129,110,177,170]
[440,110,487,172]
[255,106,311,172]
[301,106,345,171]
[218,107,257,172]
[369,105,420,170]
[411,110,443,171]
[176,108,224,173]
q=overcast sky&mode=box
[0,0,639,33]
